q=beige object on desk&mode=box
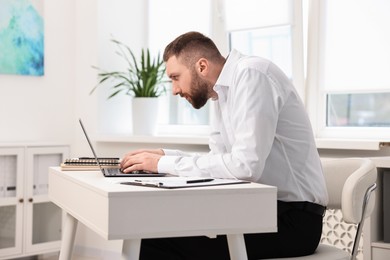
[48,167,277,260]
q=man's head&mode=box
[163,31,225,109]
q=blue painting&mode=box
[0,0,44,76]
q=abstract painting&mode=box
[0,0,44,76]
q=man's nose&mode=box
[172,84,180,95]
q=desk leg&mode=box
[227,234,248,260]
[122,239,141,260]
[59,212,78,260]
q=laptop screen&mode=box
[78,119,106,173]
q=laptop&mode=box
[79,119,166,177]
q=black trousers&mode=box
[139,201,324,260]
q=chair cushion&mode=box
[261,244,350,260]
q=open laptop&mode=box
[79,119,166,177]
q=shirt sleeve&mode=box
[157,152,237,178]
[157,149,192,175]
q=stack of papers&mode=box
[60,157,120,171]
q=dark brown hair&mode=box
[163,31,224,68]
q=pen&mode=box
[134,180,162,187]
[186,178,214,184]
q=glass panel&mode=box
[229,26,292,79]
[32,202,62,244]
[0,206,16,249]
[0,155,17,198]
[160,86,210,125]
[327,93,390,127]
[33,154,62,195]
[177,98,210,125]
[148,0,211,126]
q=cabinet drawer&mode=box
[372,247,390,260]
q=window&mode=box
[148,0,304,135]
[307,0,390,138]
[148,0,212,134]
[98,0,390,139]
[229,26,293,79]
[226,0,304,98]
[327,93,390,127]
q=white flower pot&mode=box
[132,97,159,135]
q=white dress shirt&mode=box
[158,49,328,205]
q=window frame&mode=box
[226,0,305,99]
[306,0,390,140]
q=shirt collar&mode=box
[214,49,244,90]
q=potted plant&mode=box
[91,39,167,135]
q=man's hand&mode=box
[120,149,164,173]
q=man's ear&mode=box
[196,58,208,75]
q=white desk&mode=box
[48,167,277,260]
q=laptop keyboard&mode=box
[104,168,142,176]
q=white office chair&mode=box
[263,158,377,260]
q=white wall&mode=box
[0,0,78,144]
[0,0,146,149]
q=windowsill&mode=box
[95,134,209,145]
[95,134,390,150]
[315,138,390,151]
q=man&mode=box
[120,31,328,259]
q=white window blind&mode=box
[148,0,211,55]
[321,0,390,92]
[224,0,292,31]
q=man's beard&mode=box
[187,69,211,109]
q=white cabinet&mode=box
[0,144,69,260]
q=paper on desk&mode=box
[119,177,250,189]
